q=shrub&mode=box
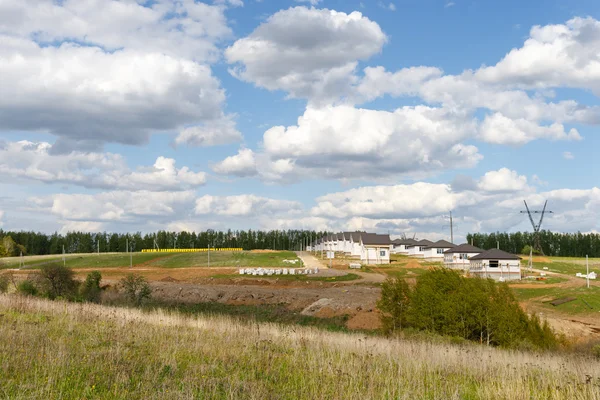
[377,277,411,334]
[592,345,600,359]
[17,280,38,296]
[0,274,9,293]
[81,271,102,303]
[377,268,559,350]
[39,263,79,300]
[521,245,541,256]
[120,274,152,306]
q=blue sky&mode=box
[0,0,599,242]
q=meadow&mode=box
[1,294,599,400]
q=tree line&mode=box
[466,231,600,257]
[0,229,328,256]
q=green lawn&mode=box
[148,251,299,268]
[512,285,600,314]
[2,251,300,270]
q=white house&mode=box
[391,238,418,254]
[360,233,392,265]
[469,249,521,281]
[406,239,434,258]
[422,240,455,260]
[443,243,483,270]
[348,232,365,258]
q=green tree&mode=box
[377,277,412,333]
[120,274,152,306]
[81,271,102,303]
[39,263,79,300]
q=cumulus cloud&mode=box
[256,105,481,181]
[0,0,237,151]
[175,117,243,147]
[563,151,575,160]
[475,17,600,94]
[31,191,197,223]
[212,148,258,177]
[479,113,581,145]
[478,168,529,193]
[0,141,206,190]
[195,194,302,216]
[225,6,387,104]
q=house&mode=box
[360,233,392,265]
[349,232,364,258]
[469,249,521,281]
[406,239,434,258]
[422,240,455,260]
[391,238,418,254]
[443,243,483,270]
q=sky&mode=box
[0,0,599,242]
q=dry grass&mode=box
[0,294,599,399]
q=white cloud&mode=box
[0,0,237,151]
[0,210,4,227]
[258,105,481,181]
[475,17,600,94]
[479,113,581,145]
[59,221,106,234]
[563,151,575,160]
[0,141,206,190]
[32,191,197,223]
[478,168,529,193]
[195,195,302,216]
[175,117,243,147]
[212,148,258,177]
[225,6,387,104]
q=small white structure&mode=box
[348,232,364,258]
[360,233,392,265]
[391,238,418,254]
[469,249,521,281]
[443,243,483,270]
[406,239,434,258]
[422,240,455,260]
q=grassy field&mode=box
[512,285,600,314]
[0,251,300,270]
[0,295,598,399]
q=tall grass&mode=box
[0,294,599,399]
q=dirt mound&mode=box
[347,311,381,330]
[532,256,552,263]
[405,260,426,269]
[160,276,179,283]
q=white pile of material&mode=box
[576,272,597,279]
[239,267,319,276]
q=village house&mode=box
[422,240,455,260]
[443,243,483,270]
[469,249,522,281]
[391,238,418,254]
[406,239,434,258]
[360,233,392,265]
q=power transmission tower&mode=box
[443,211,456,243]
[520,200,553,255]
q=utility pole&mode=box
[450,211,454,244]
[62,245,65,267]
[97,238,99,256]
[208,244,210,268]
[126,238,128,254]
[586,255,590,289]
[130,242,133,268]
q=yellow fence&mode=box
[141,248,243,253]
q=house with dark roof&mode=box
[469,249,522,281]
[422,240,455,260]
[406,239,434,258]
[443,243,483,270]
[391,238,418,254]
[359,233,392,264]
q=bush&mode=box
[39,263,79,300]
[120,274,152,306]
[592,345,600,359]
[377,277,411,334]
[0,274,9,293]
[17,280,38,296]
[81,271,102,303]
[377,268,559,350]
[521,245,541,256]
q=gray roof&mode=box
[337,233,344,240]
[424,240,455,249]
[392,238,418,245]
[361,233,392,245]
[469,249,521,261]
[444,243,483,254]
[348,231,365,241]
[406,239,434,248]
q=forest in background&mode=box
[1,229,600,257]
